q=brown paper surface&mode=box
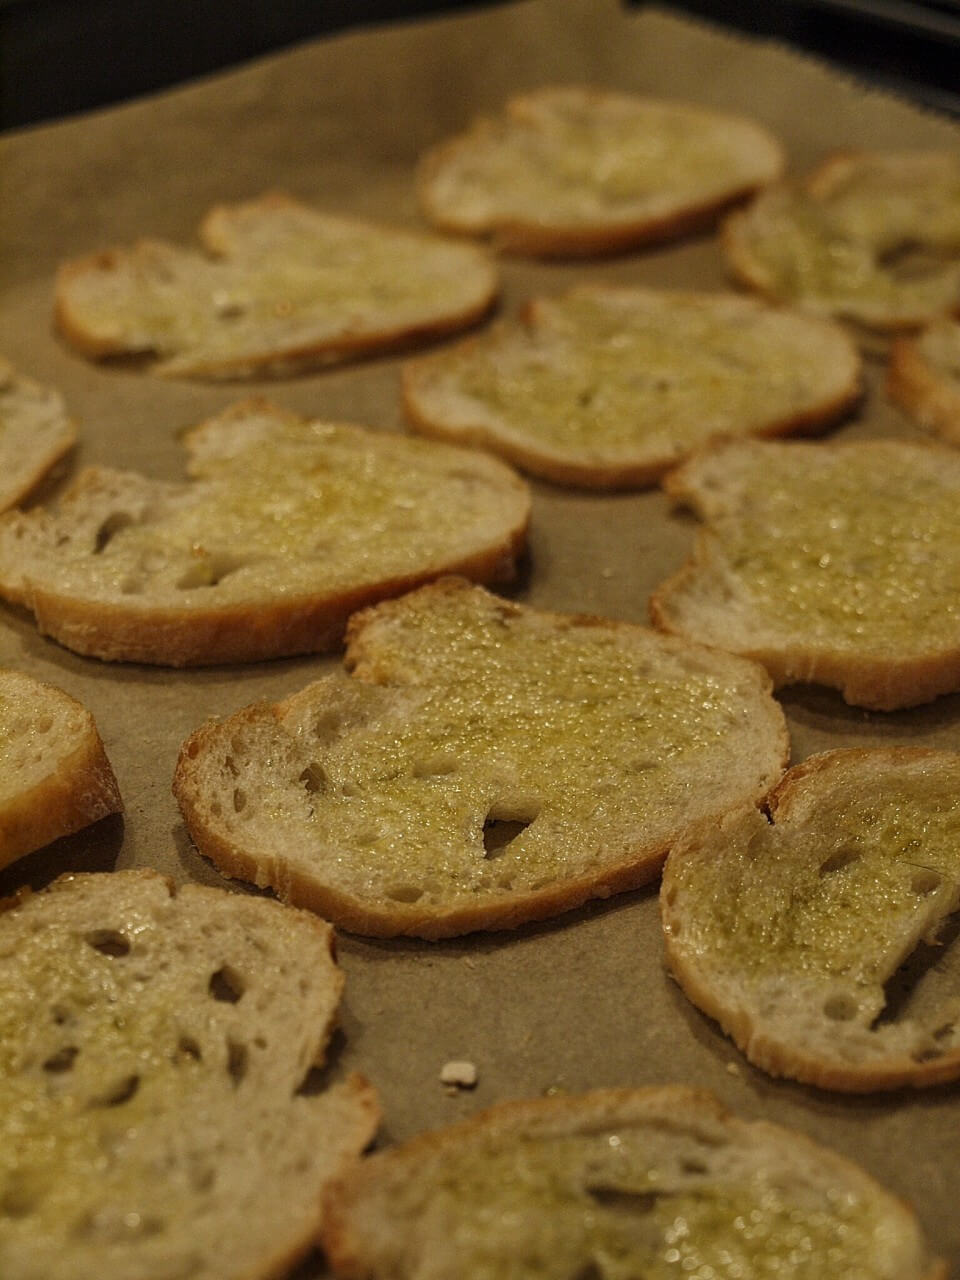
[1,2,958,1274]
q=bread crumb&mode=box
[726,1061,742,1076]
[440,1060,478,1090]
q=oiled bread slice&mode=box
[0,359,75,511]
[723,151,960,331]
[0,400,530,666]
[662,748,960,1093]
[173,578,788,939]
[54,192,498,379]
[0,670,121,870]
[888,319,960,444]
[650,437,960,710]
[322,1084,943,1280]
[0,869,379,1280]
[418,86,784,256]
[402,285,861,488]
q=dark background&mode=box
[1,0,959,131]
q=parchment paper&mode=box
[1,2,958,1274]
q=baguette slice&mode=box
[54,192,498,379]
[173,578,788,939]
[650,436,960,710]
[0,400,530,666]
[723,152,960,331]
[418,86,784,256]
[888,318,960,445]
[322,1084,943,1280]
[403,285,861,488]
[0,669,121,869]
[662,748,960,1093]
[0,869,379,1280]
[0,359,76,511]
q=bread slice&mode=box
[0,359,76,511]
[888,319,960,445]
[54,192,499,379]
[402,285,861,488]
[0,869,379,1280]
[417,86,784,256]
[662,747,960,1093]
[649,436,960,710]
[322,1084,943,1280]
[723,151,960,331]
[0,669,121,870]
[0,400,530,666]
[173,577,788,939]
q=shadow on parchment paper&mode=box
[0,812,125,900]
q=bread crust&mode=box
[0,670,122,869]
[322,1084,944,1280]
[417,86,784,257]
[661,747,960,1092]
[402,286,862,489]
[650,437,960,710]
[54,193,499,379]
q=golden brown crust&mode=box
[0,673,122,869]
[21,538,523,668]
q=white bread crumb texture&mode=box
[652,437,960,709]
[0,401,530,665]
[173,579,787,937]
[662,748,960,1092]
[418,87,785,253]
[0,871,378,1280]
[402,285,861,486]
[723,151,960,330]
[54,193,499,379]
[322,1086,938,1279]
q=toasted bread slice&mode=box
[322,1084,943,1280]
[0,669,121,869]
[54,192,499,379]
[0,869,379,1280]
[402,285,861,488]
[0,401,530,666]
[650,437,960,710]
[418,86,784,256]
[0,359,75,511]
[888,319,960,445]
[173,578,788,939]
[723,152,960,331]
[662,748,960,1092]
